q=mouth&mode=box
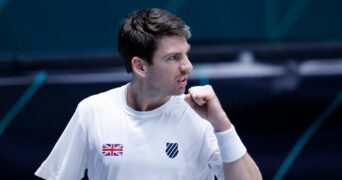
[177,77,188,87]
[179,78,186,82]
[177,77,187,83]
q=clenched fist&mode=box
[184,85,232,132]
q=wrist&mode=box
[215,125,247,163]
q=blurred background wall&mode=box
[0,0,342,179]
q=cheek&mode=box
[149,68,169,83]
[155,72,172,83]
[149,63,179,83]
[154,66,174,78]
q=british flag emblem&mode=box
[102,144,123,156]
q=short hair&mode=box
[117,8,191,73]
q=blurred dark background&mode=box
[1,0,342,179]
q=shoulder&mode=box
[71,86,124,127]
[77,86,123,113]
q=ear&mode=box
[131,56,148,77]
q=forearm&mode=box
[223,153,262,180]
[185,85,262,179]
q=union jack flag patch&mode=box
[102,144,123,156]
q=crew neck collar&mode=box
[121,83,175,117]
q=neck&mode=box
[126,82,170,111]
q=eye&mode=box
[167,55,180,62]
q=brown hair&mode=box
[117,8,191,73]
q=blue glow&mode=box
[273,89,342,180]
[166,0,186,13]
[267,0,312,39]
[196,65,209,85]
[0,0,8,12]
[0,71,47,136]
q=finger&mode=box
[188,89,207,106]
[184,94,196,107]
[184,94,192,104]
[193,96,206,106]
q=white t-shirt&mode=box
[35,84,224,180]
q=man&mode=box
[35,8,262,179]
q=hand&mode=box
[184,85,232,132]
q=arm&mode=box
[185,85,262,180]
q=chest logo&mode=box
[165,142,179,159]
[102,144,123,156]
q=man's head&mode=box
[117,8,191,73]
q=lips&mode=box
[177,77,188,87]
[177,77,187,83]
[178,78,186,82]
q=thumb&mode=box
[184,93,207,119]
[184,94,196,107]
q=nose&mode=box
[180,56,193,74]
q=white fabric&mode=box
[215,125,247,163]
[35,84,225,180]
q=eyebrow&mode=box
[162,43,191,58]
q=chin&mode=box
[174,92,184,96]
[174,88,186,95]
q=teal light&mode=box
[166,0,186,14]
[0,71,47,136]
[196,65,209,86]
[273,89,342,180]
[0,0,8,12]
[266,0,312,40]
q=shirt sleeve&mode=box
[35,104,88,180]
[205,125,225,180]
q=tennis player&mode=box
[35,8,262,180]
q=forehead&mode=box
[154,36,190,57]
